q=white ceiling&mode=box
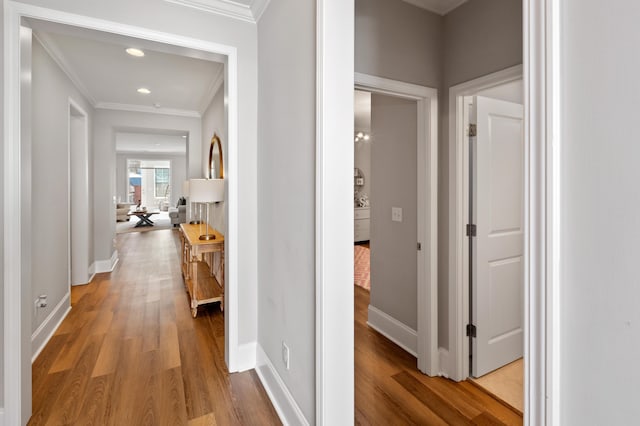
[116,132,188,154]
[402,0,468,15]
[28,19,224,117]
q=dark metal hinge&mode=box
[466,324,477,338]
[417,242,422,251]
[466,224,476,237]
[467,124,477,137]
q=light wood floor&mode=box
[354,285,523,425]
[29,229,280,425]
[472,358,524,413]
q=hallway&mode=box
[29,229,279,425]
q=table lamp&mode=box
[189,178,225,240]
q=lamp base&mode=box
[190,220,203,224]
[199,234,216,241]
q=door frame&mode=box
[3,3,240,424]
[354,73,439,375]
[447,64,523,382]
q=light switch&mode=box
[392,207,403,222]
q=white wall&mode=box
[31,37,94,334]
[561,1,640,423]
[257,0,316,421]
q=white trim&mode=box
[234,342,257,372]
[256,345,309,426]
[31,292,71,363]
[367,305,417,357]
[4,7,242,422]
[251,0,271,22]
[94,250,119,273]
[355,72,439,377]
[315,0,355,424]
[198,65,224,115]
[32,30,97,106]
[438,348,452,378]
[95,102,201,118]
[524,0,557,424]
[401,0,468,16]
[447,64,523,382]
[0,408,4,425]
[164,0,271,23]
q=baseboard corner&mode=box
[31,292,71,362]
[94,250,119,273]
[367,304,418,357]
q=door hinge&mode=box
[467,124,477,137]
[417,242,422,251]
[466,324,477,338]
[466,224,476,237]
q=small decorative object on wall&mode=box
[356,192,370,208]
[209,133,224,179]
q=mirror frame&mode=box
[209,133,224,179]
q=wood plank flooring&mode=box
[30,229,523,425]
[354,285,523,425]
[29,229,280,425]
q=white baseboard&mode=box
[235,342,257,372]
[255,345,309,426]
[31,292,71,362]
[367,305,417,357]
[94,250,119,273]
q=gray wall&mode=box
[355,0,442,88]
[201,87,227,233]
[0,0,4,409]
[370,94,418,329]
[31,38,94,333]
[438,0,523,349]
[257,0,316,421]
[561,1,640,423]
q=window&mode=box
[155,168,170,197]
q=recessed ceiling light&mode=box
[126,48,145,57]
[182,135,187,138]
[137,87,151,94]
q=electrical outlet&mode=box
[392,207,403,222]
[282,341,290,370]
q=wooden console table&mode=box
[179,223,225,317]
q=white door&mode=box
[471,96,524,377]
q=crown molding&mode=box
[199,66,225,115]
[402,0,467,15]
[32,31,98,106]
[95,102,201,118]
[164,0,271,23]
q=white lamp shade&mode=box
[182,180,190,196]
[189,179,225,203]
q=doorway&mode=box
[3,6,242,423]
[354,73,438,376]
[69,100,91,286]
[450,69,525,412]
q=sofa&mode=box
[116,203,131,222]
[169,205,187,226]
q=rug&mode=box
[354,245,370,291]
[116,211,173,234]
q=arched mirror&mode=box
[209,133,224,179]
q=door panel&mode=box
[472,96,524,377]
